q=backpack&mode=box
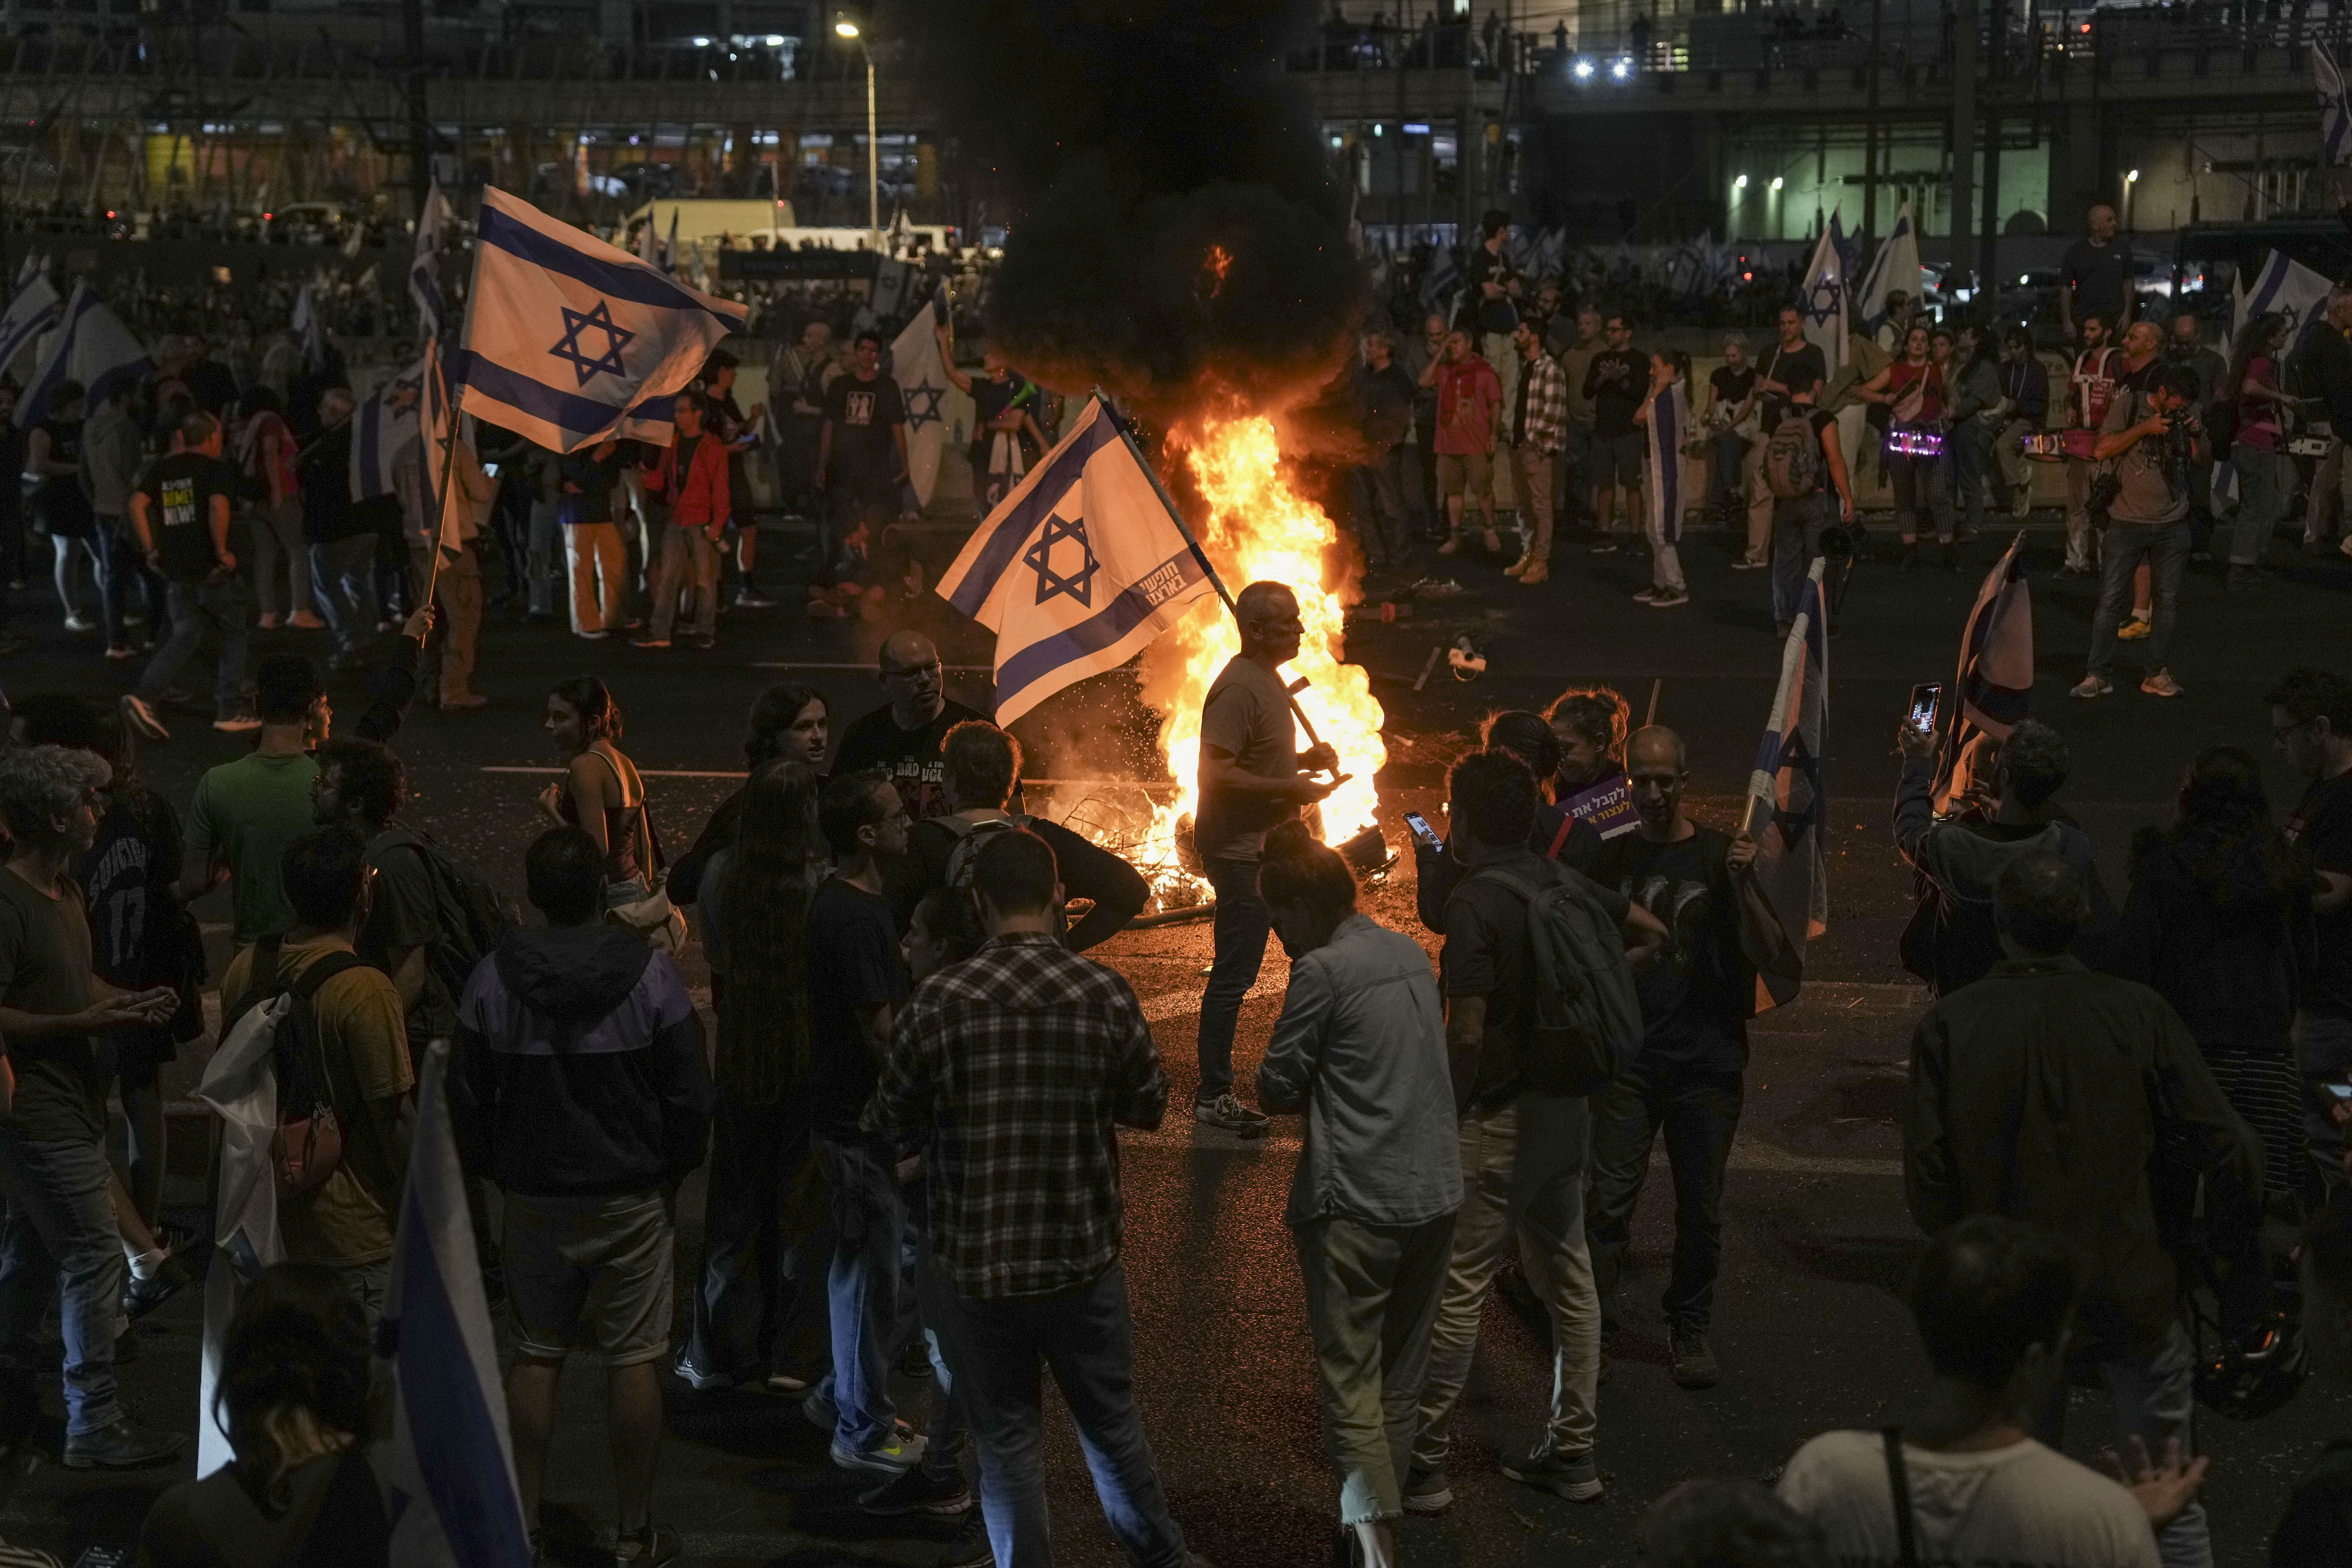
[939,813,1035,892]
[1762,407,1825,499]
[1465,863,1645,1096]
[230,936,372,1196]
[373,827,518,1003]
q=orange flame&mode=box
[1202,244,1235,298]
[1132,415,1385,892]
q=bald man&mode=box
[1193,581,1339,1135]
[830,630,988,821]
[1575,726,1763,1393]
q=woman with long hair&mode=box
[536,675,656,908]
[1857,322,1954,567]
[235,384,319,630]
[2224,311,2300,590]
[137,1262,389,1566]
[671,683,830,910]
[2122,745,2318,1209]
[676,759,829,1392]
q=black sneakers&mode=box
[857,1465,973,1517]
[63,1416,186,1470]
[1670,1327,1719,1389]
[1191,1093,1269,1136]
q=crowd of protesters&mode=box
[0,532,2347,1568]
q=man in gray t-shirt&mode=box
[1192,581,1339,1135]
[2073,367,2204,702]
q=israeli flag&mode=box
[1645,377,1688,546]
[192,992,290,1479]
[1744,559,1829,1011]
[1420,244,1461,320]
[11,251,39,289]
[352,340,445,503]
[2320,44,2352,166]
[935,396,1220,724]
[0,268,60,382]
[2234,247,2333,349]
[446,186,747,454]
[1856,202,1921,336]
[16,284,150,428]
[291,281,328,371]
[890,288,952,508]
[411,182,452,339]
[1799,210,1848,369]
[385,1041,534,1568]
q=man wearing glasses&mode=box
[832,631,987,822]
[2273,667,2352,1181]
[1193,582,1340,1136]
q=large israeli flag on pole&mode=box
[447,186,747,454]
[1856,202,1920,337]
[385,1041,534,1568]
[936,396,1220,724]
[1799,210,1848,369]
[2318,44,2352,166]
[1743,561,1829,1011]
[0,268,59,382]
[352,339,447,503]
[16,284,150,428]
[411,181,452,340]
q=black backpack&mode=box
[372,827,517,1003]
[1463,861,1644,1096]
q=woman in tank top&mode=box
[537,674,656,904]
[1857,323,1956,569]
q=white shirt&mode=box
[1777,1431,2160,1568]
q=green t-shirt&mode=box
[0,869,105,1145]
[189,752,320,945]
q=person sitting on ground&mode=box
[451,825,711,1567]
[1256,819,1460,1568]
[830,632,987,823]
[883,721,1147,952]
[134,1262,392,1568]
[1777,1216,2199,1566]
[1894,717,2120,995]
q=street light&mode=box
[835,12,879,250]
[1734,173,1749,189]
[1769,175,1784,191]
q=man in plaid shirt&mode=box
[862,829,1210,1568]
[1505,318,1568,586]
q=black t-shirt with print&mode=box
[1709,364,1758,412]
[825,372,907,481]
[831,699,990,822]
[1586,350,1648,437]
[138,451,237,580]
[1582,828,1748,1074]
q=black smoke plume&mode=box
[899,0,1372,426]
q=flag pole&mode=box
[1091,389,1339,762]
[419,377,465,617]
[1745,557,1824,841]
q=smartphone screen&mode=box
[1906,683,1942,732]
[1402,811,1442,851]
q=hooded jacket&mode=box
[1893,754,2121,995]
[451,923,710,1197]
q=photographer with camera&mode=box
[2071,366,2205,703]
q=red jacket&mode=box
[642,432,730,529]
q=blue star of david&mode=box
[1803,279,1842,328]
[1024,511,1100,607]
[549,299,634,387]
[904,380,944,431]
[1771,731,1823,842]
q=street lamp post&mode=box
[836,17,879,251]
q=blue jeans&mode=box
[137,574,252,713]
[1197,855,1273,1101]
[1707,430,1747,511]
[1585,1063,1744,1335]
[812,1132,907,1454]
[0,1132,123,1435]
[931,1264,1188,1568]
[1768,493,1830,627]
[309,535,379,657]
[94,516,162,649]
[2033,1320,2208,1568]
[1951,419,1995,532]
[2085,517,2188,678]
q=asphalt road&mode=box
[3,513,2349,1566]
